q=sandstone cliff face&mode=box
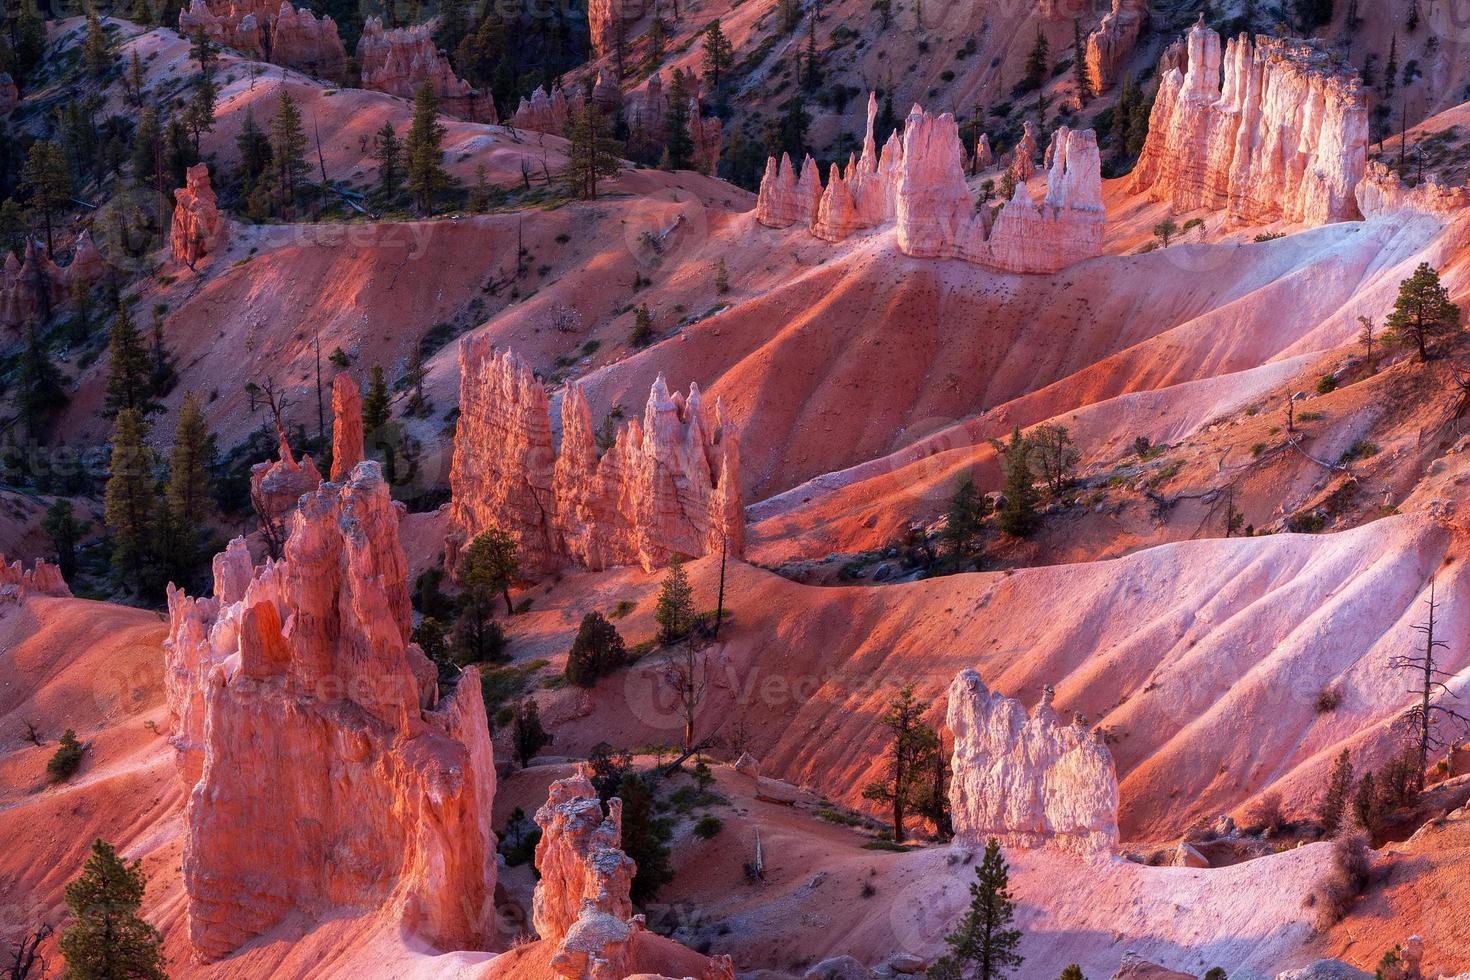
[357,18,492,121]
[0,554,70,600]
[447,340,744,580]
[171,164,229,267]
[755,95,1104,274]
[1130,18,1369,228]
[0,234,104,330]
[179,0,346,81]
[1085,0,1147,92]
[329,372,364,482]
[164,463,497,960]
[1355,161,1470,218]
[946,669,1119,855]
[588,0,648,58]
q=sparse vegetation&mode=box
[47,729,84,783]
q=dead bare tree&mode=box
[259,377,293,452]
[6,923,52,980]
[662,633,710,754]
[1390,579,1470,791]
[252,487,288,560]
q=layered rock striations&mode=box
[179,0,346,80]
[1355,160,1470,218]
[164,463,497,960]
[446,339,743,580]
[356,18,493,121]
[1130,18,1369,228]
[171,164,229,267]
[1085,0,1147,92]
[0,554,70,600]
[756,94,1104,274]
[946,669,1119,855]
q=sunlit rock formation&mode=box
[356,18,493,121]
[0,555,70,600]
[1010,120,1040,182]
[946,669,1119,855]
[171,164,229,267]
[974,133,993,170]
[588,0,648,59]
[446,340,743,581]
[1086,0,1147,92]
[163,463,497,960]
[1356,161,1470,218]
[513,85,570,134]
[329,373,364,482]
[1130,17,1369,228]
[756,94,1103,274]
[179,0,346,80]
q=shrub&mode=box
[860,880,877,898]
[609,599,635,619]
[1248,791,1285,835]
[1339,440,1379,464]
[1315,686,1344,713]
[47,729,84,782]
[693,815,723,839]
[1315,374,1338,395]
[565,612,627,687]
[1309,827,1371,930]
[1203,970,1227,980]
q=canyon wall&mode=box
[171,164,229,267]
[356,18,494,122]
[164,462,497,960]
[446,339,743,580]
[1129,17,1369,228]
[179,0,346,81]
[946,669,1119,856]
[757,94,1104,274]
[1355,160,1470,218]
[588,0,648,59]
[0,233,104,330]
[0,554,69,600]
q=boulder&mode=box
[734,752,761,778]
[1174,842,1210,868]
[803,956,873,980]
[1110,953,1197,979]
[1274,962,1374,980]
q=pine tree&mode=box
[1319,748,1354,836]
[1059,968,1086,980]
[566,611,627,686]
[1072,19,1092,106]
[405,82,450,214]
[16,325,67,441]
[362,364,391,434]
[630,303,655,347]
[655,555,695,643]
[58,839,166,980]
[236,107,273,191]
[82,11,112,78]
[1023,25,1049,91]
[941,473,988,561]
[997,426,1038,537]
[861,685,940,843]
[619,772,674,903]
[104,408,156,595]
[269,89,309,218]
[564,104,623,200]
[105,308,158,418]
[43,498,88,580]
[462,527,519,616]
[931,838,1024,980]
[20,140,72,257]
[373,121,403,201]
[778,93,811,160]
[802,12,821,91]
[164,392,214,583]
[1386,262,1460,362]
[661,71,695,170]
[779,0,801,32]
[127,48,146,105]
[13,0,46,86]
[646,15,666,73]
[511,697,551,766]
[702,20,734,96]
[1353,770,1379,834]
[1126,80,1153,155]
[131,107,161,190]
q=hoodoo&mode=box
[356,18,492,122]
[446,339,744,579]
[178,0,346,80]
[164,464,498,960]
[171,164,229,267]
[946,669,1119,856]
[1130,17,1369,227]
[755,94,1105,274]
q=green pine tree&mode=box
[1318,748,1354,836]
[20,140,72,257]
[362,364,391,434]
[997,427,1038,537]
[104,408,155,596]
[1386,262,1460,362]
[462,527,519,616]
[131,107,161,190]
[236,106,272,190]
[565,611,627,686]
[660,71,695,170]
[164,392,214,584]
[12,0,46,86]
[654,555,695,643]
[929,838,1024,980]
[405,82,450,214]
[58,839,167,980]
[1072,19,1093,105]
[861,685,940,843]
[1059,967,1086,980]
[105,308,158,418]
[43,499,89,580]
[564,104,622,200]
[16,325,67,441]
[373,121,403,201]
[82,11,112,78]
[941,473,988,561]
[619,772,674,903]
[1023,25,1050,91]
[269,89,309,218]
[702,20,734,96]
